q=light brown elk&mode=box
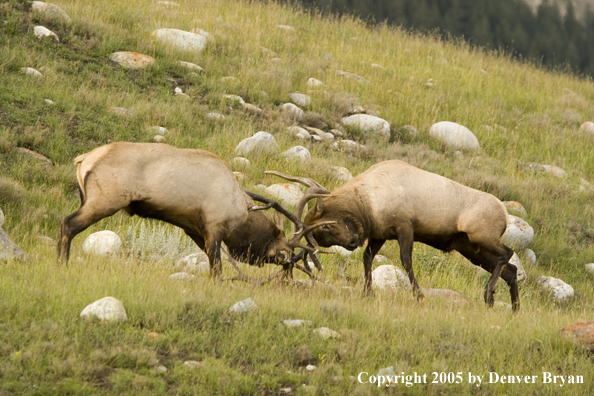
[271,160,520,311]
[58,142,327,281]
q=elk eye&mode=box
[322,224,329,230]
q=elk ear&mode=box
[274,211,284,231]
[315,197,325,214]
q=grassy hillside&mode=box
[1,0,594,394]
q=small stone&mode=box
[15,147,52,164]
[331,140,367,155]
[378,367,395,376]
[206,112,225,121]
[21,67,43,77]
[31,1,71,24]
[335,70,367,82]
[169,272,196,281]
[235,131,279,157]
[282,146,311,163]
[232,157,250,170]
[429,121,480,151]
[0,227,26,261]
[157,1,180,9]
[82,230,122,256]
[174,87,190,99]
[33,25,59,41]
[243,103,262,114]
[289,92,311,107]
[305,364,316,372]
[148,332,159,339]
[282,319,314,328]
[542,165,567,178]
[491,325,501,331]
[152,28,207,52]
[279,388,292,395]
[281,103,304,121]
[329,166,353,182]
[107,107,133,116]
[523,249,537,266]
[43,98,54,104]
[307,78,324,88]
[109,52,155,69]
[579,122,594,134]
[421,288,468,303]
[287,126,310,140]
[156,365,168,373]
[503,201,527,216]
[501,215,534,251]
[341,114,390,142]
[313,327,341,339]
[80,296,128,323]
[508,252,526,282]
[183,360,202,368]
[560,322,594,350]
[536,276,574,301]
[148,126,169,135]
[154,135,166,143]
[179,61,205,73]
[586,263,594,274]
[175,252,210,274]
[229,298,258,314]
[265,183,304,207]
[277,25,295,32]
[372,265,412,292]
[222,94,245,106]
[190,28,215,44]
[330,245,359,257]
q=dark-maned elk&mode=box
[270,160,520,311]
[58,142,328,281]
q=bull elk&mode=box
[270,160,520,311]
[57,142,328,281]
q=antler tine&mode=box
[290,220,336,246]
[222,247,286,284]
[295,187,331,220]
[264,171,329,191]
[244,190,303,227]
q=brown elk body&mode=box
[58,142,304,277]
[300,160,519,311]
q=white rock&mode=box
[313,327,341,339]
[206,112,225,121]
[0,207,4,227]
[82,231,122,256]
[232,157,250,170]
[372,265,412,291]
[501,215,534,251]
[265,183,304,207]
[44,98,55,104]
[243,103,262,114]
[109,52,155,69]
[31,1,71,24]
[281,103,304,121]
[80,297,127,322]
[234,172,248,182]
[307,78,324,88]
[331,140,367,155]
[282,146,311,163]
[176,252,210,274]
[421,288,468,303]
[374,254,391,264]
[190,28,215,44]
[33,25,59,41]
[289,92,311,107]
[179,61,204,73]
[306,364,316,372]
[157,1,180,9]
[429,121,480,151]
[169,272,196,281]
[536,276,574,301]
[229,298,258,314]
[585,263,594,274]
[282,319,313,328]
[287,126,310,140]
[156,365,168,373]
[341,114,390,142]
[183,360,202,368]
[152,28,207,52]
[107,107,133,116]
[277,25,295,32]
[335,70,367,82]
[21,67,42,77]
[330,245,360,257]
[542,165,567,178]
[235,132,279,156]
[222,94,245,105]
[153,135,166,143]
[148,126,169,135]
[508,252,526,282]
[378,366,395,376]
[579,121,594,134]
[523,249,536,266]
[503,201,527,216]
[329,166,353,182]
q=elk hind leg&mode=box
[363,239,385,296]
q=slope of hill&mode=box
[1,0,594,394]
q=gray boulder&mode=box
[429,121,480,151]
[235,132,279,156]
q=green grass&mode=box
[1,0,594,394]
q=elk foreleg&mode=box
[363,238,385,296]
